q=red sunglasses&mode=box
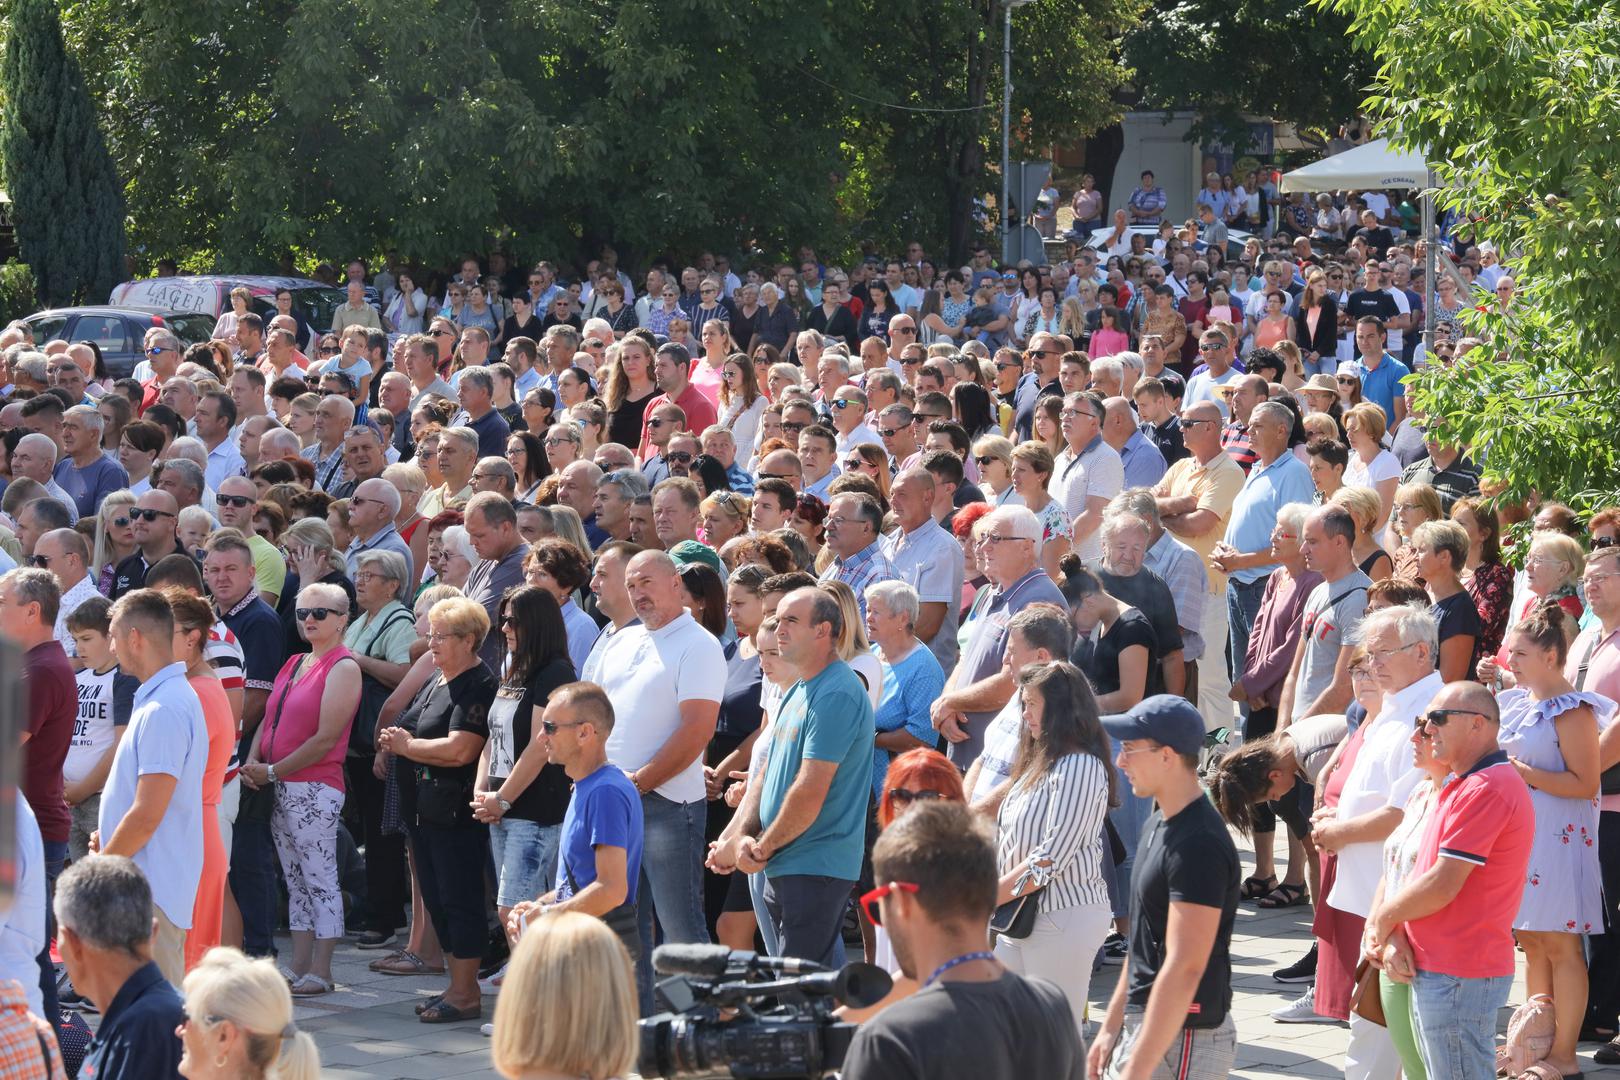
[858,881,919,927]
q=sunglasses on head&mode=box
[296,607,341,621]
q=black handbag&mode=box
[348,608,415,758]
[989,774,1056,941]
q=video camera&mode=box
[638,944,893,1079]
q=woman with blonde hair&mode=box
[92,490,138,593]
[1479,532,1587,685]
[1389,482,1443,583]
[817,580,885,711]
[1329,485,1393,581]
[1010,441,1069,581]
[491,912,637,1080]
[178,948,322,1080]
[701,490,750,549]
[1057,295,1091,345]
[1341,401,1400,539]
[972,434,1018,506]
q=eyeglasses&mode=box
[780,422,806,434]
[541,718,589,735]
[900,357,924,367]
[889,789,944,806]
[858,881,919,927]
[830,399,858,410]
[996,360,1023,371]
[296,607,343,621]
[892,327,916,335]
[877,427,905,438]
[666,452,694,465]
[1197,343,1222,352]
[27,554,52,568]
[911,414,944,425]
[431,329,455,338]
[143,346,173,357]
[1336,376,1357,385]
[1583,570,1620,588]
[215,494,253,509]
[1059,409,1099,422]
[980,534,1033,546]
[648,418,672,428]
[1423,708,1485,729]
[110,516,130,528]
[1367,641,1421,666]
[973,456,996,467]
[130,508,174,522]
[584,339,607,349]
[758,471,794,481]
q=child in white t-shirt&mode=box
[64,597,137,861]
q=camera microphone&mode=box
[652,944,827,978]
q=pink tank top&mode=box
[261,647,357,791]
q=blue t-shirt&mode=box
[557,763,644,906]
[872,645,945,799]
[759,660,874,880]
[1357,352,1411,426]
[53,453,129,519]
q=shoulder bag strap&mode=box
[1575,633,1603,692]
[261,656,304,766]
[362,608,414,659]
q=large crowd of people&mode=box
[0,177,1603,1080]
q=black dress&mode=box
[607,390,657,450]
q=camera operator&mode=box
[841,801,1084,1080]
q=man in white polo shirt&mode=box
[585,549,724,1006]
[1049,391,1124,563]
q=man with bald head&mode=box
[1220,373,1268,474]
[584,547,725,1005]
[345,476,411,583]
[885,314,919,372]
[235,414,278,474]
[215,475,286,606]
[13,432,79,521]
[1100,395,1167,489]
[557,459,607,546]
[109,490,185,599]
[757,448,803,493]
[35,528,98,656]
[1152,397,1245,727]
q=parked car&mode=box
[23,306,216,380]
[1082,225,1257,265]
[109,275,346,347]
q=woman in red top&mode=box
[167,590,234,973]
[241,581,362,996]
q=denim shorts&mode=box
[489,818,560,908]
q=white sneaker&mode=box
[1270,986,1338,1024]
[480,1022,495,1037]
[477,964,506,995]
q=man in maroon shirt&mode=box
[3,567,76,1027]
[636,343,717,461]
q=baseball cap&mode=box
[1100,695,1206,756]
[668,540,723,576]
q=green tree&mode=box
[1322,0,1620,508]
[0,0,125,306]
[1125,0,1373,145]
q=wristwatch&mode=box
[265,762,278,783]
[496,795,513,813]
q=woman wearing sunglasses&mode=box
[839,747,966,1022]
[92,490,138,595]
[242,581,362,997]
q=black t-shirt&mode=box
[1126,797,1240,1027]
[1343,288,1399,326]
[715,641,763,743]
[1094,566,1184,672]
[486,655,576,824]
[607,390,656,450]
[401,662,496,792]
[1432,590,1483,671]
[1144,416,1188,465]
[1353,225,1396,258]
[1070,607,1161,698]
[841,972,1084,1080]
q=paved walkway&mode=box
[274,838,1620,1079]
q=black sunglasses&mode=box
[666,452,694,465]
[296,607,342,621]
[1422,708,1485,729]
[216,494,253,508]
[889,789,944,806]
[131,508,174,522]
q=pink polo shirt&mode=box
[1567,623,1620,810]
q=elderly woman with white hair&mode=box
[437,525,478,591]
[178,947,323,1079]
[865,581,947,799]
[241,580,362,996]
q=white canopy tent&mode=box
[1280,138,1443,348]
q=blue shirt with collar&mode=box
[1221,452,1315,585]
[724,463,756,494]
[1118,428,1168,489]
[1357,351,1411,426]
[80,961,184,1080]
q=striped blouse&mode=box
[996,751,1111,912]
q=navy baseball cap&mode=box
[1100,695,1206,756]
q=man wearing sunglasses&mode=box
[841,802,1083,1080]
[215,476,286,607]
[1362,681,1531,1080]
[108,491,185,600]
[136,329,184,416]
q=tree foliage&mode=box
[50,0,1136,273]
[1322,0,1620,507]
[0,0,126,306]
[1125,0,1373,145]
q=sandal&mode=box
[368,949,406,972]
[1241,874,1279,901]
[1596,1035,1620,1065]
[419,1000,481,1024]
[414,993,446,1016]
[288,973,334,997]
[373,950,446,976]
[1257,882,1309,908]
[1511,1064,1578,1080]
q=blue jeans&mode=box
[489,819,560,908]
[1410,969,1512,1080]
[39,840,64,1035]
[1106,738,1155,908]
[1225,575,1271,717]
[229,820,279,957]
[635,793,709,1010]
